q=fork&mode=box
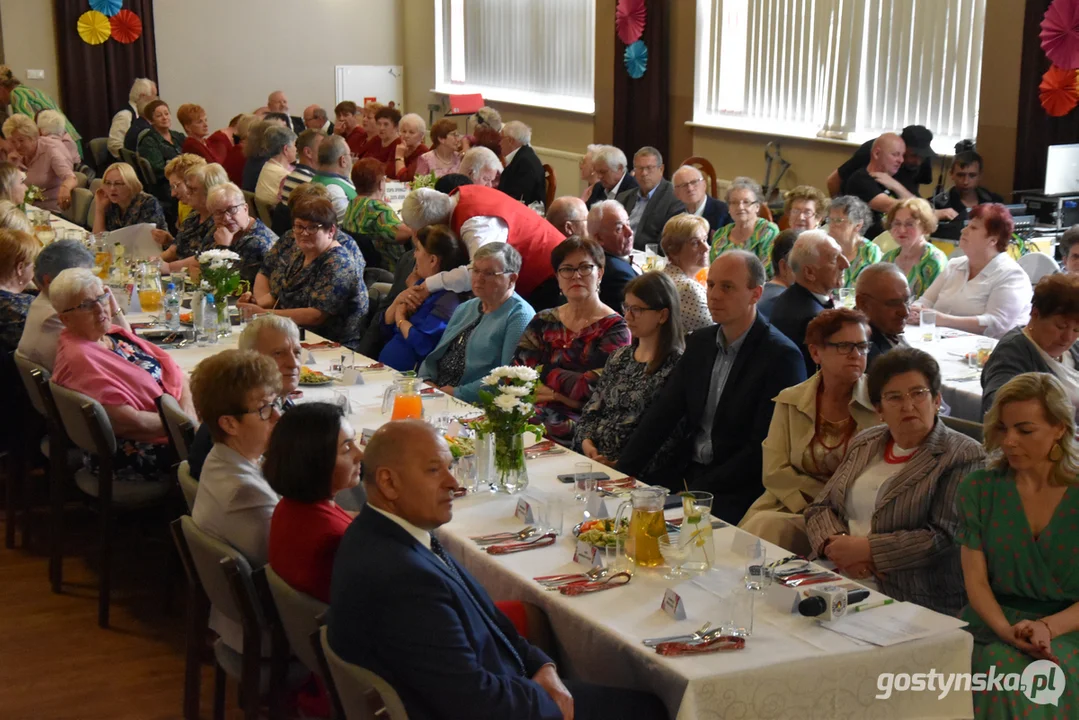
[470,526,537,545]
[642,622,713,647]
[537,567,609,588]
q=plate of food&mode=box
[299,366,334,386]
[446,435,475,459]
[179,312,193,326]
[573,518,629,548]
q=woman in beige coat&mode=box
[740,308,879,553]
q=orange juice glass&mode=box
[391,393,424,420]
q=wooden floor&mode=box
[0,503,248,720]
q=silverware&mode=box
[539,567,610,589]
[470,526,537,545]
[642,622,713,647]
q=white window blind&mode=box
[694,0,986,151]
[434,0,595,115]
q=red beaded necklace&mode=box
[883,438,916,465]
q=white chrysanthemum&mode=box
[481,374,500,386]
[511,366,539,382]
[199,249,241,264]
[500,385,530,397]
[493,394,520,412]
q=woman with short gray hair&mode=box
[459,146,502,187]
[419,242,536,402]
[255,124,297,207]
[3,114,76,212]
[36,109,80,165]
[390,113,430,181]
[828,195,881,288]
[207,182,278,284]
[709,176,780,277]
[17,239,95,369]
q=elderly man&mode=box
[588,199,638,309]
[618,251,806,521]
[497,120,546,207]
[615,147,684,251]
[546,196,588,238]
[672,165,730,237]
[17,239,99,370]
[302,105,332,134]
[268,90,305,135]
[311,134,357,222]
[334,100,367,156]
[186,314,302,479]
[855,262,911,366]
[459,146,502,188]
[585,145,638,208]
[828,125,936,198]
[768,230,850,375]
[279,129,323,204]
[329,420,668,720]
[108,77,155,158]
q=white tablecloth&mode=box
[906,328,995,422]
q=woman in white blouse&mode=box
[660,213,712,334]
[909,203,1032,339]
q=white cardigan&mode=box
[916,253,1032,339]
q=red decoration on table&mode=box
[109,9,143,44]
[654,635,745,656]
[1041,0,1079,70]
[1039,65,1079,117]
[616,0,647,46]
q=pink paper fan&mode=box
[616,0,646,46]
[1041,0,1079,70]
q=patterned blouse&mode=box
[573,345,682,473]
[104,192,167,232]
[709,218,781,278]
[0,289,33,353]
[341,196,405,271]
[434,312,484,387]
[262,239,368,349]
[663,263,712,334]
[228,219,277,286]
[271,228,362,269]
[175,212,217,259]
[414,149,462,179]
[102,332,171,478]
[137,129,186,185]
[882,241,948,299]
[512,309,631,446]
[842,238,883,288]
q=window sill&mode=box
[432,85,594,116]
[686,118,864,148]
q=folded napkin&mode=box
[654,635,745,656]
[300,341,341,349]
[558,572,632,595]
[485,534,556,555]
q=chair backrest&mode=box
[119,148,140,180]
[89,177,103,196]
[135,155,157,186]
[48,380,117,456]
[265,566,328,676]
[88,137,111,171]
[942,414,984,443]
[62,187,93,227]
[318,626,410,720]
[156,393,196,461]
[177,460,198,513]
[542,163,556,210]
[758,203,774,222]
[253,196,275,227]
[179,515,259,628]
[13,351,52,420]
[73,171,88,189]
[681,156,719,199]
[242,190,258,218]
[1017,252,1059,284]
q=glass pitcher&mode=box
[381,375,424,420]
[136,263,164,314]
[613,487,669,569]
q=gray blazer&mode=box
[805,420,986,616]
[617,179,685,251]
[981,326,1079,416]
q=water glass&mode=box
[658,533,690,581]
[452,454,476,490]
[573,461,595,502]
[744,539,772,591]
[920,308,937,343]
[722,588,755,637]
[606,533,633,576]
[838,287,855,308]
[977,338,993,367]
[543,496,565,536]
[332,389,353,415]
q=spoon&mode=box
[539,567,610,589]
[470,526,537,545]
[642,622,713,647]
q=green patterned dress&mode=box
[842,238,882,288]
[709,218,780,279]
[10,85,81,154]
[881,242,947,298]
[342,196,405,272]
[956,468,1079,719]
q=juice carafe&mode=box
[614,487,669,568]
[137,263,164,313]
[382,376,424,420]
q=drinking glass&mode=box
[680,491,714,572]
[658,533,690,581]
[573,461,595,502]
[977,338,993,367]
[332,389,352,415]
[721,588,755,637]
[838,288,855,309]
[744,540,772,591]
[919,308,937,343]
[543,496,565,536]
[605,533,634,576]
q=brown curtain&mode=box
[54,0,157,143]
[1013,0,1079,192]
[612,0,670,168]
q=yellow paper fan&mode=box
[77,10,112,45]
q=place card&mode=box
[574,540,602,567]
[729,529,760,558]
[342,367,365,385]
[446,421,463,439]
[661,588,687,620]
[766,582,801,615]
[514,498,535,524]
[305,351,317,365]
[584,493,608,519]
[360,428,378,446]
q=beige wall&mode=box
[976,0,1025,198]
[0,0,62,104]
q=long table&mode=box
[906,327,995,422]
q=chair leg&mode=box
[213,663,226,720]
[97,494,112,629]
[4,454,18,550]
[182,590,206,720]
[242,649,261,720]
[49,452,65,594]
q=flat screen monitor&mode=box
[1045,144,1079,195]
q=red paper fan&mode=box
[110,9,142,44]
[1040,65,1079,117]
[1041,0,1079,70]
[616,0,646,46]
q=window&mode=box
[694,0,986,151]
[434,0,595,114]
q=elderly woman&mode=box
[50,268,195,478]
[709,176,780,277]
[828,195,881,288]
[91,162,167,235]
[660,214,712,333]
[136,100,186,196]
[275,182,363,265]
[36,110,80,165]
[574,271,684,469]
[805,348,986,615]
[419,243,536,401]
[982,274,1079,417]
[177,103,232,165]
[783,185,827,232]
[389,113,429,181]
[880,198,948,298]
[161,153,206,230]
[379,225,470,371]
[255,124,297,207]
[579,144,603,203]
[459,146,502,188]
[740,309,880,554]
[0,229,40,352]
[0,65,80,154]
[3,115,75,212]
[161,163,229,273]
[513,236,631,445]
[16,239,95,370]
[414,118,462,180]
[0,162,28,206]
[0,201,30,232]
[342,158,412,272]
[360,106,402,166]
[206,182,277,284]
[242,117,287,193]
[240,196,368,349]
[957,373,1079,717]
[910,203,1032,339]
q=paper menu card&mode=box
[820,601,967,646]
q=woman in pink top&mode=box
[413,118,462,180]
[50,268,195,478]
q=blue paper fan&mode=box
[624,41,648,79]
[90,0,123,18]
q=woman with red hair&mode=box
[910,203,1032,339]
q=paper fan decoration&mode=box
[77,10,112,45]
[624,40,649,79]
[90,0,123,17]
[110,9,143,44]
[616,0,647,46]
[1039,65,1079,117]
[1041,0,1079,70]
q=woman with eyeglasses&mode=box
[805,348,986,615]
[740,309,879,554]
[418,243,535,401]
[512,236,631,445]
[414,119,463,180]
[239,196,368,350]
[91,162,167,235]
[660,213,712,333]
[708,176,780,277]
[827,195,881,288]
[880,197,948,299]
[0,228,41,353]
[342,157,413,272]
[50,267,195,479]
[161,163,229,274]
[205,182,277,285]
[783,185,828,232]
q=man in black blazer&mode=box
[618,251,806,522]
[266,90,306,135]
[329,421,668,720]
[589,199,639,309]
[855,262,911,368]
[586,145,638,208]
[616,147,685,251]
[768,230,850,376]
[498,121,547,207]
[672,165,732,238]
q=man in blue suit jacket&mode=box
[329,421,668,720]
[589,200,640,310]
[585,146,638,208]
[672,165,732,238]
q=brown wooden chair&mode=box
[758,203,774,222]
[543,164,556,210]
[681,156,719,199]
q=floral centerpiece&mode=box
[22,184,44,212]
[475,365,545,493]
[409,170,438,191]
[197,248,243,335]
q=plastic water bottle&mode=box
[198,293,218,346]
[163,283,181,331]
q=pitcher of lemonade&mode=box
[136,263,164,314]
[613,487,669,569]
[381,375,424,420]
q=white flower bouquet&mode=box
[476,365,544,493]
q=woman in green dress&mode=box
[828,195,882,288]
[709,176,779,278]
[341,157,412,272]
[957,372,1079,719]
[880,197,947,299]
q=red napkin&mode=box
[558,572,632,595]
[654,636,745,656]
[301,341,341,349]
[485,535,556,555]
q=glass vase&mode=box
[474,431,495,493]
[493,432,528,494]
[216,297,232,337]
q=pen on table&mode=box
[850,598,895,613]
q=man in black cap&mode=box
[826,125,937,197]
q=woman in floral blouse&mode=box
[827,195,882,289]
[342,158,413,272]
[162,163,229,275]
[91,163,167,235]
[0,228,40,353]
[660,213,712,334]
[881,198,948,299]
[709,176,780,277]
[513,236,631,445]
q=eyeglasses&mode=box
[674,178,703,191]
[827,216,850,226]
[557,263,597,279]
[621,303,657,318]
[633,164,659,174]
[825,341,871,356]
[468,265,510,279]
[861,293,912,310]
[103,181,127,189]
[293,222,326,235]
[60,292,109,314]
[212,203,246,219]
[890,220,921,230]
[880,387,933,407]
[789,207,818,218]
[236,396,286,421]
[731,200,759,208]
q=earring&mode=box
[1049,442,1064,463]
